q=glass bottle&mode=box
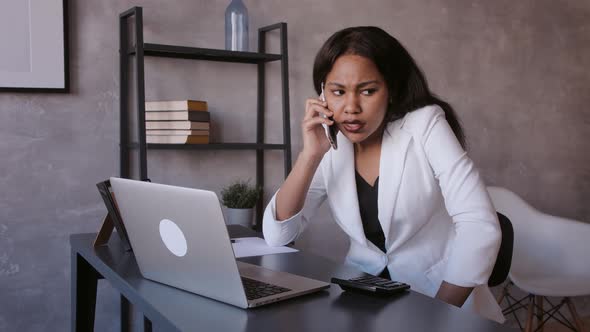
[225,0,249,51]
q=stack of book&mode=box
[145,100,210,144]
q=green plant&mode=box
[220,180,262,209]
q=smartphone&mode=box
[320,82,338,150]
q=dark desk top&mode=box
[70,226,513,332]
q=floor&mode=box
[496,285,590,332]
[530,316,588,332]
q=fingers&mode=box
[304,98,332,120]
[302,115,334,131]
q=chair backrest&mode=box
[488,212,513,287]
[487,186,590,281]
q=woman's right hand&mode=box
[301,98,334,159]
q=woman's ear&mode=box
[387,86,397,103]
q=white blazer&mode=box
[263,105,504,323]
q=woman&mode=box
[262,26,504,323]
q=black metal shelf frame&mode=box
[130,43,283,63]
[147,143,287,150]
[119,7,292,229]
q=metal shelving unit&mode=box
[119,7,292,229]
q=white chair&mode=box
[487,186,590,332]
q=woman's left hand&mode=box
[435,281,473,307]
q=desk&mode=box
[71,226,513,332]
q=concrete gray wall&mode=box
[1,0,588,331]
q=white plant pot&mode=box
[224,207,254,227]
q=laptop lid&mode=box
[109,177,248,308]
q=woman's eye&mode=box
[331,90,344,96]
[362,89,377,96]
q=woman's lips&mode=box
[342,122,364,133]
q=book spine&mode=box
[145,129,209,135]
[145,121,210,130]
[146,135,210,144]
[145,111,210,122]
[145,100,208,111]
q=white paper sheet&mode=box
[231,237,298,258]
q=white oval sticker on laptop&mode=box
[159,219,188,257]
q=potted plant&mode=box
[220,180,262,227]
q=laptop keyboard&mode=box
[241,277,291,300]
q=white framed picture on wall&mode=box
[0,0,69,92]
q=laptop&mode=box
[109,177,330,308]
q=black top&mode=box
[355,171,391,280]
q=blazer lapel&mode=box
[378,120,412,250]
[330,133,367,246]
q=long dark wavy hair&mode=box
[312,26,466,148]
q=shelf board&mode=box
[146,143,286,150]
[129,43,283,63]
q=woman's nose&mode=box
[343,94,361,114]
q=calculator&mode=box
[331,275,410,296]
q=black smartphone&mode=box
[320,82,338,149]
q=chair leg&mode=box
[565,297,586,332]
[525,295,535,332]
[535,295,544,332]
